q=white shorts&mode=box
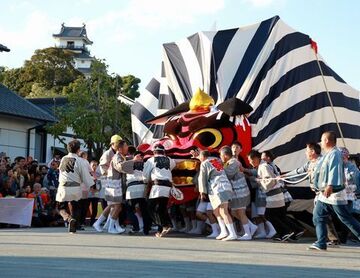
[107,201,122,206]
[196,201,212,213]
[251,202,265,218]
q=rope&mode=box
[280,173,310,184]
[313,50,347,148]
[256,172,310,184]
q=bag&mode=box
[170,186,184,201]
[104,179,122,202]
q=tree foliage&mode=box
[46,59,140,160]
[1,47,81,97]
[0,67,27,95]
[1,47,141,159]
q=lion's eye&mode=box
[191,128,223,149]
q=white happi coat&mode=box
[143,155,176,199]
[56,153,94,202]
[99,147,116,176]
[257,160,285,208]
[125,161,146,200]
[198,157,233,196]
[224,157,250,200]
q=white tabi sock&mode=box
[248,220,258,236]
[225,223,237,237]
[108,218,119,234]
[190,220,205,234]
[265,220,277,238]
[102,216,111,230]
[207,223,220,238]
[238,224,252,240]
[216,217,228,239]
[96,214,106,225]
[211,223,219,233]
[243,224,250,235]
[254,222,267,239]
[222,223,237,241]
[92,214,106,232]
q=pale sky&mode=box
[0,0,359,91]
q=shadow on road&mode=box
[0,256,359,277]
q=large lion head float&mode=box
[139,89,253,203]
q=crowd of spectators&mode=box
[0,153,63,228]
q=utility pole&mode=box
[52,97,56,157]
[115,75,119,133]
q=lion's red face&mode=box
[140,109,252,163]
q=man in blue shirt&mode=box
[309,131,360,251]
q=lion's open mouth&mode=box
[172,159,200,186]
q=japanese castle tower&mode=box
[53,23,93,77]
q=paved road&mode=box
[0,227,359,277]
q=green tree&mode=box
[0,66,5,83]
[1,47,81,97]
[0,67,27,95]
[120,75,141,99]
[47,59,140,160]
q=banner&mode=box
[0,198,34,226]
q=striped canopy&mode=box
[131,15,360,172]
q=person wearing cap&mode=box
[103,139,128,234]
[93,135,122,231]
[56,140,95,233]
[143,144,176,237]
[99,134,122,176]
[93,138,127,233]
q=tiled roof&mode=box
[53,24,93,44]
[77,67,92,75]
[0,84,56,122]
[28,97,68,119]
[74,52,93,59]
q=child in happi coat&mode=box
[220,146,257,240]
[247,150,295,241]
[198,150,237,241]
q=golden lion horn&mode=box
[189,88,215,112]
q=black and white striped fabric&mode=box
[131,15,359,171]
[131,78,161,146]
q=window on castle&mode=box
[67,41,74,48]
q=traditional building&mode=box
[53,23,93,77]
[0,84,56,161]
